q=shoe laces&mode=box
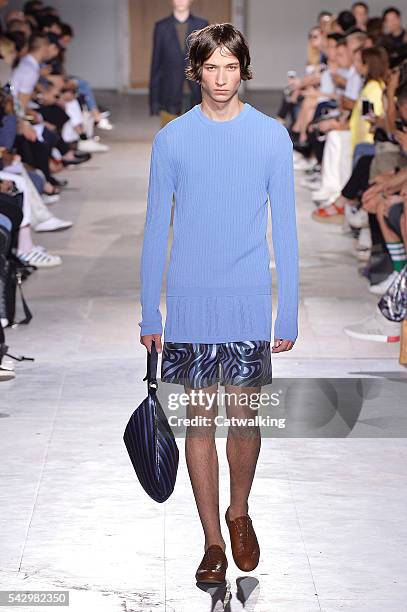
[204,546,224,568]
[233,516,251,547]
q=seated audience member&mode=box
[0,0,118,376]
[311,46,388,214]
[0,35,16,84]
[352,2,369,32]
[336,10,358,35]
[380,6,407,56]
[277,5,407,348]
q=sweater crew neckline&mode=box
[193,102,252,126]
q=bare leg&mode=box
[400,211,406,251]
[184,382,226,552]
[376,199,401,243]
[225,384,262,520]
[292,95,317,143]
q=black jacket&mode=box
[149,13,208,115]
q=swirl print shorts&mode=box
[160,340,273,389]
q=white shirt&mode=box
[344,65,363,101]
[319,66,349,100]
[11,54,40,97]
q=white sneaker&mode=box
[42,194,60,205]
[17,246,62,267]
[293,150,307,164]
[33,217,73,232]
[0,359,15,381]
[343,306,400,343]
[356,248,371,262]
[369,271,398,295]
[357,227,372,251]
[96,117,113,130]
[341,215,353,236]
[293,157,315,171]
[78,138,109,153]
[301,175,322,191]
[312,189,338,203]
[345,204,369,229]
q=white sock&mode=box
[17,225,34,254]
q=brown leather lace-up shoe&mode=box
[195,544,228,584]
[225,507,260,571]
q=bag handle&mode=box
[142,339,158,394]
[14,270,33,325]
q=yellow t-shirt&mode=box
[349,79,385,152]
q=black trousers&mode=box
[342,155,374,200]
[15,135,52,181]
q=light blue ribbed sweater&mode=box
[138,102,299,343]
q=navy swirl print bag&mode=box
[123,340,179,503]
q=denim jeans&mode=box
[352,143,375,169]
[73,77,98,111]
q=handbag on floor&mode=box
[378,264,407,323]
[123,339,179,503]
[4,252,35,327]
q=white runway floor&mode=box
[1,93,407,611]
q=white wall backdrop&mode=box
[246,0,404,90]
[3,0,123,89]
[2,0,406,90]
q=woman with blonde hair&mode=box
[0,37,17,85]
[307,26,324,66]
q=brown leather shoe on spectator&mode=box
[195,544,228,584]
[225,506,260,571]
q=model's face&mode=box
[353,5,368,27]
[200,46,241,104]
[172,0,192,12]
[336,44,351,68]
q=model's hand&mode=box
[272,339,295,353]
[140,334,163,353]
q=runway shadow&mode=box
[197,576,260,610]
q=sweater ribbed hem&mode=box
[166,283,272,297]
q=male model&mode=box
[139,23,299,583]
[149,0,208,128]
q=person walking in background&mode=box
[149,0,208,128]
[139,23,299,583]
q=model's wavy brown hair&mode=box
[185,23,253,83]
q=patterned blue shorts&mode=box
[160,340,273,388]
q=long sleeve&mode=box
[138,136,175,336]
[267,124,299,342]
[149,23,162,116]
